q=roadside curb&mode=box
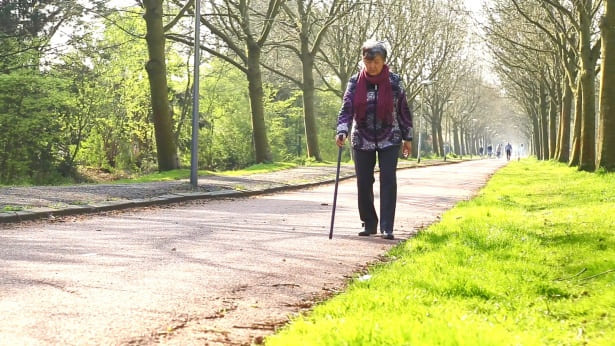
[0,159,462,224]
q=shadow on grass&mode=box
[535,230,613,251]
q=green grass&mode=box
[1,205,24,212]
[211,162,298,176]
[267,158,615,345]
[112,162,298,183]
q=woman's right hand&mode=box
[335,134,346,148]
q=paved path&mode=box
[0,159,507,345]
[1,160,456,223]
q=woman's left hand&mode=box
[402,140,412,158]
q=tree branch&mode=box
[540,0,579,30]
[165,33,248,73]
[257,0,284,46]
[199,14,247,64]
[260,61,303,87]
[164,0,193,33]
[510,0,564,49]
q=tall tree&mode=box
[487,0,586,160]
[545,60,561,159]
[263,0,355,161]
[554,48,575,163]
[316,0,467,159]
[484,3,536,157]
[507,0,602,170]
[76,10,164,172]
[317,1,379,98]
[571,0,601,171]
[168,0,285,163]
[598,0,615,170]
[379,0,465,158]
[142,0,193,170]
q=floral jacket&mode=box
[336,72,413,151]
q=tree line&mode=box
[2,0,611,185]
[485,0,615,172]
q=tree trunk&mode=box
[539,83,549,160]
[460,123,467,156]
[578,72,597,171]
[569,78,583,167]
[597,0,615,171]
[555,81,572,163]
[431,106,441,156]
[300,39,322,161]
[532,113,541,158]
[453,124,461,157]
[548,95,558,159]
[412,120,419,158]
[143,0,178,171]
[246,41,272,163]
[436,117,444,157]
[577,3,597,172]
[431,120,440,156]
[539,118,545,159]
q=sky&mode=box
[465,0,483,13]
[462,0,500,85]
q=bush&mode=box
[0,72,73,184]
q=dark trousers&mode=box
[353,145,399,234]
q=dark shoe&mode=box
[382,233,395,240]
[358,228,377,236]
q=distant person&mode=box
[487,144,493,158]
[518,143,525,161]
[479,146,484,157]
[496,144,502,159]
[505,142,513,161]
[335,40,413,240]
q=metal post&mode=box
[190,0,201,189]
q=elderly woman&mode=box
[335,40,413,240]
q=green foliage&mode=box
[1,5,347,184]
[315,89,347,162]
[0,0,47,72]
[0,36,42,73]
[195,59,343,170]
[0,71,74,184]
[70,10,157,174]
[0,0,61,36]
[265,88,304,161]
[267,159,615,345]
[197,59,254,170]
[2,205,24,212]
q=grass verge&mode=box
[112,162,298,183]
[267,158,615,345]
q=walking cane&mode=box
[329,135,344,239]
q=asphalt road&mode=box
[0,159,507,345]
